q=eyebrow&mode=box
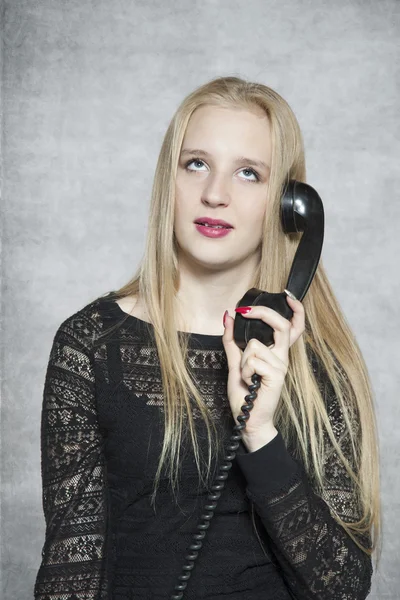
[180,148,270,172]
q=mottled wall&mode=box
[1,0,399,598]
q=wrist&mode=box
[241,425,278,453]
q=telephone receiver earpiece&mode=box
[233,180,325,350]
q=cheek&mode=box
[173,193,189,232]
[239,203,266,230]
[174,175,190,202]
[173,195,184,221]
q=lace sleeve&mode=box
[33,313,109,599]
[236,366,373,599]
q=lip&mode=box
[194,217,233,228]
[195,223,233,238]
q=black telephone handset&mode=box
[170,181,325,600]
[233,179,324,349]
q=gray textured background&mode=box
[1,0,399,598]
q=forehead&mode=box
[182,105,272,161]
[185,104,269,131]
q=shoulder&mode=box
[51,292,115,354]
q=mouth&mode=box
[194,220,233,229]
[194,222,233,238]
[196,223,231,229]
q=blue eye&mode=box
[184,158,260,182]
[240,168,259,182]
[186,159,206,171]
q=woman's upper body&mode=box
[33,291,373,600]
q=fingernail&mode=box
[223,310,228,327]
[284,289,298,301]
[235,306,252,315]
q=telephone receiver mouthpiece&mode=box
[233,180,324,350]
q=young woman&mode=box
[34,76,381,600]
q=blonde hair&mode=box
[102,76,381,563]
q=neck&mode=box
[174,257,258,336]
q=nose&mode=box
[200,172,231,207]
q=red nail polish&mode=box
[235,306,252,314]
[223,310,228,327]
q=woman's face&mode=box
[174,104,272,272]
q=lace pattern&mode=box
[34,303,109,599]
[33,295,373,599]
[239,367,373,599]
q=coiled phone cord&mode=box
[169,372,262,600]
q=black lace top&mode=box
[33,292,373,600]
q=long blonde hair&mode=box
[102,76,381,562]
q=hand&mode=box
[221,295,305,450]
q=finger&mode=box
[241,338,283,372]
[285,295,306,346]
[237,306,291,364]
[221,311,243,376]
[241,355,287,387]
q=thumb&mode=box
[221,311,243,374]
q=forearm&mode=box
[236,431,372,599]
